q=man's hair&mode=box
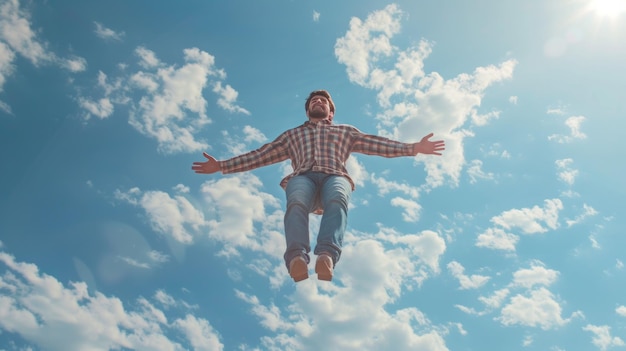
[305,90,335,114]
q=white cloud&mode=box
[81,46,248,154]
[512,262,559,288]
[498,288,577,330]
[243,125,268,143]
[616,305,626,317]
[115,187,207,244]
[61,55,87,72]
[235,228,450,351]
[476,227,519,251]
[583,324,625,351]
[79,97,114,119]
[345,155,368,187]
[0,252,224,351]
[370,173,420,198]
[201,173,284,258]
[565,204,598,227]
[213,81,250,115]
[478,288,510,310]
[391,196,422,222]
[467,159,495,184]
[556,158,578,186]
[0,0,86,96]
[173,315,224,351]
[470,109,500,126]
[94,21,125,41]
[75,46,250,153]
[509,96,518,104]
[491,199,563,235]
[0,41,16,91]
[334,4,517,190]
[135,46,161,68]
[548,115,587,143]
[0,0,53,66]
[477,199,563,252]
[312,10,320,22]
[447,261,490,289]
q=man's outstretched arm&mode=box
[192,152,222,174]
[412,133,445,156]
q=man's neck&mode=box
[307,118,331,124]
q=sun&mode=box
[590,0,626,18]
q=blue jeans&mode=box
[283,172,352,269]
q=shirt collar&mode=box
[304,119,333,127]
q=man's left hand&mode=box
[412,133,445,156]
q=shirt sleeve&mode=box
[219,132,290,174]
[349,127,415,157]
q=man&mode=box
[192,90,445,282]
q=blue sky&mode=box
[1,0,625,350]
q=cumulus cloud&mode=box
[476,227,519,251]
[77,46,249,153]
[0,252,223,351]
[345,155,368,187]
[491,198,563,235]
[498,288,576,330]
[476,199,563,252]
[457,261,580,331]
[334,4,517,190]
[115,187,206,244]
[235,227,450,351]
[512,261,559,288]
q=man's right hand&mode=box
[192,152,221,174]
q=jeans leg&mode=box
[283,174,316,269]
[314,175,352,265]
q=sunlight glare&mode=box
[590,0,626,18]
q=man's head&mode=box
[305,90,335,121]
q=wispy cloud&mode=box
[548,115,587,143]
[583,324,625,351]
[447,261,490,289]
[312,10,320,22]
[467,159,495,184]
[0,0,86,109]
[94,21,125,41]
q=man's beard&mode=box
[308,108,328,119]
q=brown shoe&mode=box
[289,256,309,282]
[315,253,333,281]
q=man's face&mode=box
[307,95,333,120]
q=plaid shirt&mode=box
[219,119,415,190]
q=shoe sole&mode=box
[315,258,333,281]
[290,258,309,282]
